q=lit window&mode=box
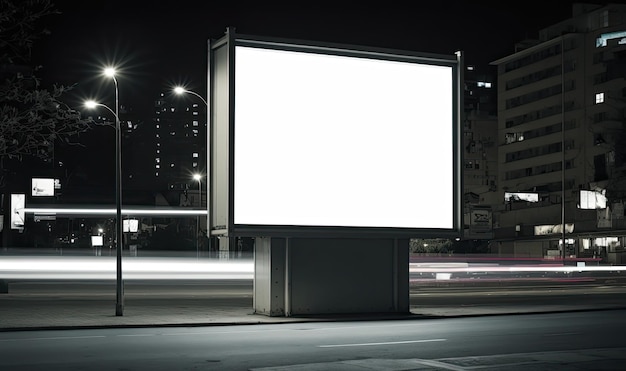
[170,131,176,136]
[156,134,160,138]
[156,149,160,154]
[156,143,160,147]
[156,124,160,129]
[193,111,198,115]
[193,103,199,108]
[171,108,175,112]
[170,163,175,168]
[595,92,605,104]
[193,120,199,126]
[467,66,474,71]
[192,152,199,158]
[155,172,159,177]
[155,165,160,169]
[156,158,160,163]
[192,162,198,168]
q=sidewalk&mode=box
[3,281,626,331]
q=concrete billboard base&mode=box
[253,237,409,317]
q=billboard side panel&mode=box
[210,42,231,232]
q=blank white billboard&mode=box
[32,178,54,196]
[234,45,455,230]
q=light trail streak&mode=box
[1,257,625,281]
[0,256,253,280]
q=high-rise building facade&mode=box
[122,92,207,208]
[462,64,499,244]
[491,3,626,261]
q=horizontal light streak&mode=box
[0,257,252,280]
[23,207,207,216]
[408,263,626,273]
[1,257,625,281]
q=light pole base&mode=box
[116,303,124,316]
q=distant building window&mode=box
[505,132,524,144]
[193,120,199,127]
[155,165,160,169]
[477,81,492,88]
[155,172,159,177]
[193,111,198,116]
[601,10,609,28]
[595,92,605,104]
[156,149,160,154]
[156,124,160,129]
[170,108,175,112]
[156,158,160,163]
[192,162,198,168]
[192,153,199,158]
[170,163,175,168]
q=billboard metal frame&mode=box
[208,28,463,239]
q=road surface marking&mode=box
[318,338,446,348]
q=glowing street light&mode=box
[84,65,124,316]
[174,86,211,253]
[173,86,208,106]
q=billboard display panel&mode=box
[233,43,457,232]
[11,193,25,229]
[504,192,539,203]
[32,178,55,196]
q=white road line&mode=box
[543,332,581,337]
[413,358,467,371]
[318,338,446,348]
[116,334,155,337]
[0,335,106,342]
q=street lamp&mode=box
[174,86,208,106]
[175,86,211,253]
[84,67,124,316]
[193,173,202,258]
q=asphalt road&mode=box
[1,310,625,370]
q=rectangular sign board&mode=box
[210,32,462,237]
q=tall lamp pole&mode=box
[104,67,124,316]
[84,66,124,317]
[174,86,210,253]
[193,173,202,258]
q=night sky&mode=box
[24,0,606,191]
[33,0,603,117]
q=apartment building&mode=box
[491,3,626,262]
[462,65,498,242]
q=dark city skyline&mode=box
[35,0,600,117]
[18,0,606,200]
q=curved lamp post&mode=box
[174,86,208,106]
[175,86,211,254]
[85,70,124,317]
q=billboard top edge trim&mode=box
[230,34,459,65]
